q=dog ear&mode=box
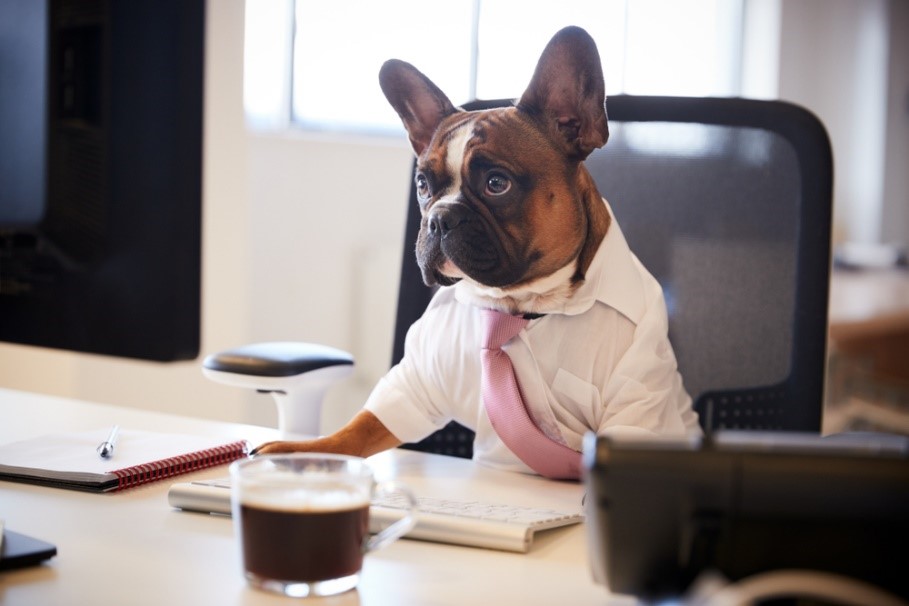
[380,59,459,156]
[517,26,608,159]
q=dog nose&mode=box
[428,206,468,235]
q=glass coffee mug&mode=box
[230,453,417,598]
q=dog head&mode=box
[379,26,611,314]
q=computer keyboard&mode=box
[167,477,583,553]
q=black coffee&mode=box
[240,503,369,582]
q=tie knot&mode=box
[481,308,529,350]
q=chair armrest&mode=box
[202,342,354,435]
[203,341,353,387]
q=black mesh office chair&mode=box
[204,95,832,459]
[398,95,833,457]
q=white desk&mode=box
[0,388,635,606]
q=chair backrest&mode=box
[394,96,833,457]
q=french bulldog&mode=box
[253,26,697,468]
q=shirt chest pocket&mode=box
[551,368,603,430]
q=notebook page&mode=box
[0,428,244,484]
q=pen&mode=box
[96,425,120,459]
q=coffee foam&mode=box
[239,482,370,513]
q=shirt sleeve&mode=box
[597,276,701,438]
[362,308,454,443]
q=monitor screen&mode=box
[0,0,204,361]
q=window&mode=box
[244,0,744,133]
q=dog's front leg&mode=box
[250,410,402,458]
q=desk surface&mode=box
[0,388,633,606]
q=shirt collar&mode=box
[452,198,647,324]
[556,198,647,324]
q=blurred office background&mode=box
[1,0,906,436]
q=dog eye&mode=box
[415,174,431,203]
[485,173,511,196]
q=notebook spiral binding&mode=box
[110,441,249,491]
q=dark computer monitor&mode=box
[0,0,204,361]
[584,431,909,601]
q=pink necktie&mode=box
[480,309,582,480]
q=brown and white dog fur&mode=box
[254,26,612,457]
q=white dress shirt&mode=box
[364,199,700,475]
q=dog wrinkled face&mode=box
[413,109,589,289]
[379,26,610,302]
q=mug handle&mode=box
[365,481,417,552]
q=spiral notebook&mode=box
[0,428,248,493]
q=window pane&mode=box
[475,0,627,100]
[623,0,740,96]
[245,0,294,129]
[292,0,475,131]
[263,0,745,131]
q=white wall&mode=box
[779,0,890,246]
[243,131,413,430]
[1,0,905,432]
[744,0,907,249]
